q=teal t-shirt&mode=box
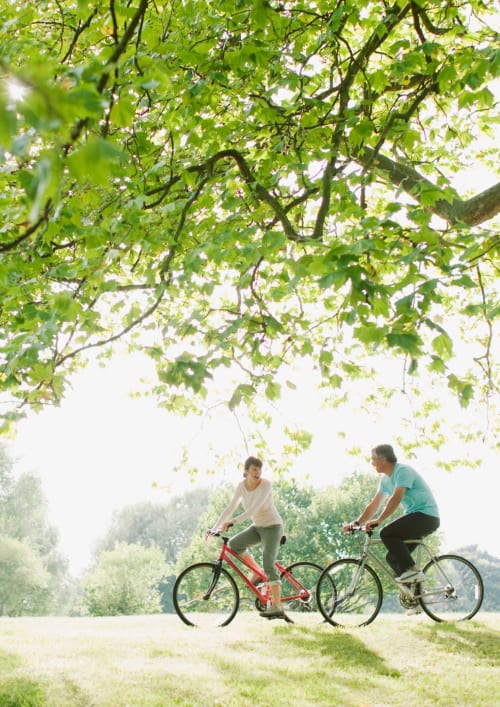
[378,463,439,518]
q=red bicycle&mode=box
[173,531,325,627]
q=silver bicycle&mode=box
[316,526,484,627]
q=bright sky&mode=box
[7,350,499,575]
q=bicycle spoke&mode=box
[419,555,483,622]
[280,562,326,623]
[173,562,239,627]
[317,559,382,627]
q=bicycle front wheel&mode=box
[317,559,383,628]
[420,554,483,622]
[280,561,325,622]
[173,562,239,627]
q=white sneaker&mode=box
[396,569,425,583]
[406,607,422,616]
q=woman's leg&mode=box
[258,524,284,609]
[228,525,263,578]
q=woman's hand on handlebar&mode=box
[205,521,233,539]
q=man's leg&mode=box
[381,513,440,576]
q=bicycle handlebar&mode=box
[205,522,234,540]
[345,522,375,536]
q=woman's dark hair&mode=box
[373,444,397,463]
[244,456,263,470]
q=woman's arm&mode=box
[230,479,273,525]
[212,484,243,530]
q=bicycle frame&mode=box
[214,534,312,605]
[352,531,455,601]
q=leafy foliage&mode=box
[95,489,209,561]
[83,542,170,616]
[0,445,70,615]
[0,0,498,434]
[94,489,210,611]
[453,545,500,611]
[0,535,50,616]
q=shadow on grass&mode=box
[196,623,402,706]
[274,624,401,678]
[416,620,500,665]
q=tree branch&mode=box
[356,146,500,226]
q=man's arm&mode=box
[365,486,406,529]
[343,491,384,532]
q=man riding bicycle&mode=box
[345,444,440,583]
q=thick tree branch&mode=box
[356,146,500,226]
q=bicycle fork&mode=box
[202,561,223,600]
[336,557,366,607]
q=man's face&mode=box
[370,454,387,474]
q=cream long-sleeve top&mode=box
[213,478,283,529]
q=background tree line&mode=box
[0,445,72,615]
[86,472,500,615]
[1,441,499,616]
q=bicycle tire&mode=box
[280,561,325,619]
[316,558,383,627]
[419,554,483,622]
[173,562,239,627]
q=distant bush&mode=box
[83,543,171,616]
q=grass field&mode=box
[0,612,499,706]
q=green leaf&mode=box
[386,331,423,356]
[431,332,453,360]
[66,138,126,185]
[353,325,387,346]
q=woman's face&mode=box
[245,463,262,481]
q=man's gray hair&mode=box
[373,444,397,463]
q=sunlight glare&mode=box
[6,78,28,103]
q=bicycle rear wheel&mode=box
[419,554,483,622]
[280,561,325,622]
[173,562,239,627]
[317,558,383,627]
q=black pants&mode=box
[380,512,440,575]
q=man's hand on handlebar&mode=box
[343,520,379,533]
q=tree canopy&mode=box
[0,1,498,433]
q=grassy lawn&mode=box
[0,612,498,706]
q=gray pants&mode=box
[229,524,284,584]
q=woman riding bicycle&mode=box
[209,455,287,619]
[346,444,440,583]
